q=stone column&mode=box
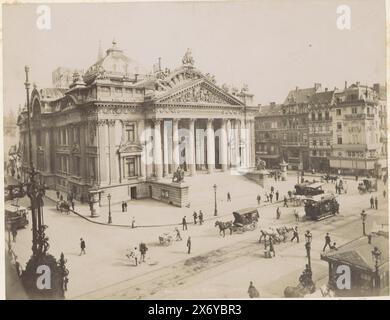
[189,119,196,175]
[163,120,169,177]
[80,123,87,182]
[226,120,232,168]
[250,119,256,167]
[138,119,146,179]
[220,119,228,171]
[237,119,243,167]
[44,129,51,173]
[172,118,180,171]
[108,119,119,184]
[206,119,215,173]
[153,119,163,179]
[98,120,108,185]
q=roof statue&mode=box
[182,48,195,66]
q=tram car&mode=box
[5,203,29,230]
[304,193,339,221]
[358,178,378,194]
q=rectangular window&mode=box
[115,87,122,95]
[318,113,322,121]
[336,109,341,116]
[352,107,357,114]
[161,190,169,199]
[313,140,317,146]
[126,124,135,142]
[337,137,343,145]
[125,157,136,178]
[325,111,330,120]
[311,112,315,121]
[337,123,342,130]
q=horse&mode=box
[215,220,233,237]
[258,228,278,243]
[58,201,70,214]
[276,226,295,242]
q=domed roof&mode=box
[83,40,145,84]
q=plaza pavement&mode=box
[5,171,388,299]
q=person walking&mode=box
[257,194,261,205]
[187,236,191,254]
[198,210,203,225]
[270,186,274,193]
[80,238,86,255]
[175,227,182,241]
[293,208,300,222]
[139,243,148,263]
[11,228,17,242]
[283,196,288,208]
[56,190,60,200]
[276,207,281,220]
[248,281,260,298]
[275,190,279,202]
[121,201,125,212]
[182,216,188,230]
[60,194,63,201]
[383,190,386,198]
[131,217,136,229]
[193,211,198,225]
[227,192,231,202]
[291,226,299,243]
[323,233,332,251]
[269,192,273,203]
[375,197,378,210]
[370,196,374,209]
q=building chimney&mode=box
[314,83,321,91]
[345,81,347,89]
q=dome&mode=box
[83,40,145,84]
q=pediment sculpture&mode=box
[162,85,231,104]
[118,142,143,154]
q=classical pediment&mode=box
[118,142,143,154]
[155,79,244,106]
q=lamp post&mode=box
[305,230,313,270]
[107,193,112,224]
[361,210,367,236]
[213,184,217,216]
[371,246,382,290]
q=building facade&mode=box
[17,42,258,204]
[255,82,387,175]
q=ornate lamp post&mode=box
[305,230,313,270]
[107,193,112,224]
[371,246,382,290]
[361,210,367,236]
[213,184,217,216]
[6,66,69,299]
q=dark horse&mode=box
[215,221,233,237]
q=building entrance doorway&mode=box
[130,186,137,199]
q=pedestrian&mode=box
[133,246,139,266]
[11,228,17,242]
[131,217,136,228]
[124,202,128,212]
[80,238,86,255]
[266,193,269,202]
[275,190,279,202]
[323,233,332,251]
[257,194,261,205]
[370,196,374,209]
[375,197,378,210]
[71,200,75,211]
[60,194,63,201]
[304,230,312,244]
[335,185,338,194]
[175,227,182,241]
[187,236,191,254]
[269,192,273,203]
[291,226,299,243]
[283,196,288,208]
[248,281,260,298]
[269,238,275,257]
[270,186,274,193]
[383,190,386,198]
[288,190,292,199]
[121,201,125,212]
[276,207,281,220]
[294,208,299,222]
[182,216,187,230]
[227,192,231,202]
[193,211,198,225]
[198,210,203,225]
[139,242,148,263]
[56,191,60,199]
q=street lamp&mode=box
[305,230,312,270]
[213,184,217,216]
[372,246,382,290]
[107,193,112,224]
[361,210,367,236]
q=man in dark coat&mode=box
[257,194,261,205]
[323,233,332,251]
[182,216,188,230]
[283,196,288,208]
[370,196,374,209]
[375,197,378,210]
[291,226,299,243]
[80,238,86,255]
[248,281,259,298]
[269,192,273,203]
[187,236,191,254]
[275,190,279,202]
[193,211,197,225]
[198,211,204,225]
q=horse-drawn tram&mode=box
[304,193,339,221]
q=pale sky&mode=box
[2,0,386,114]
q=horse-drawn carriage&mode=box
[358,178,377,194]
[215,208,259,236]
[56,200,71,214]
[322,174,338,183]
[304,193,339,221]
[294,182,325,196]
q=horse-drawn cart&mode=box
[231,208,259,233]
